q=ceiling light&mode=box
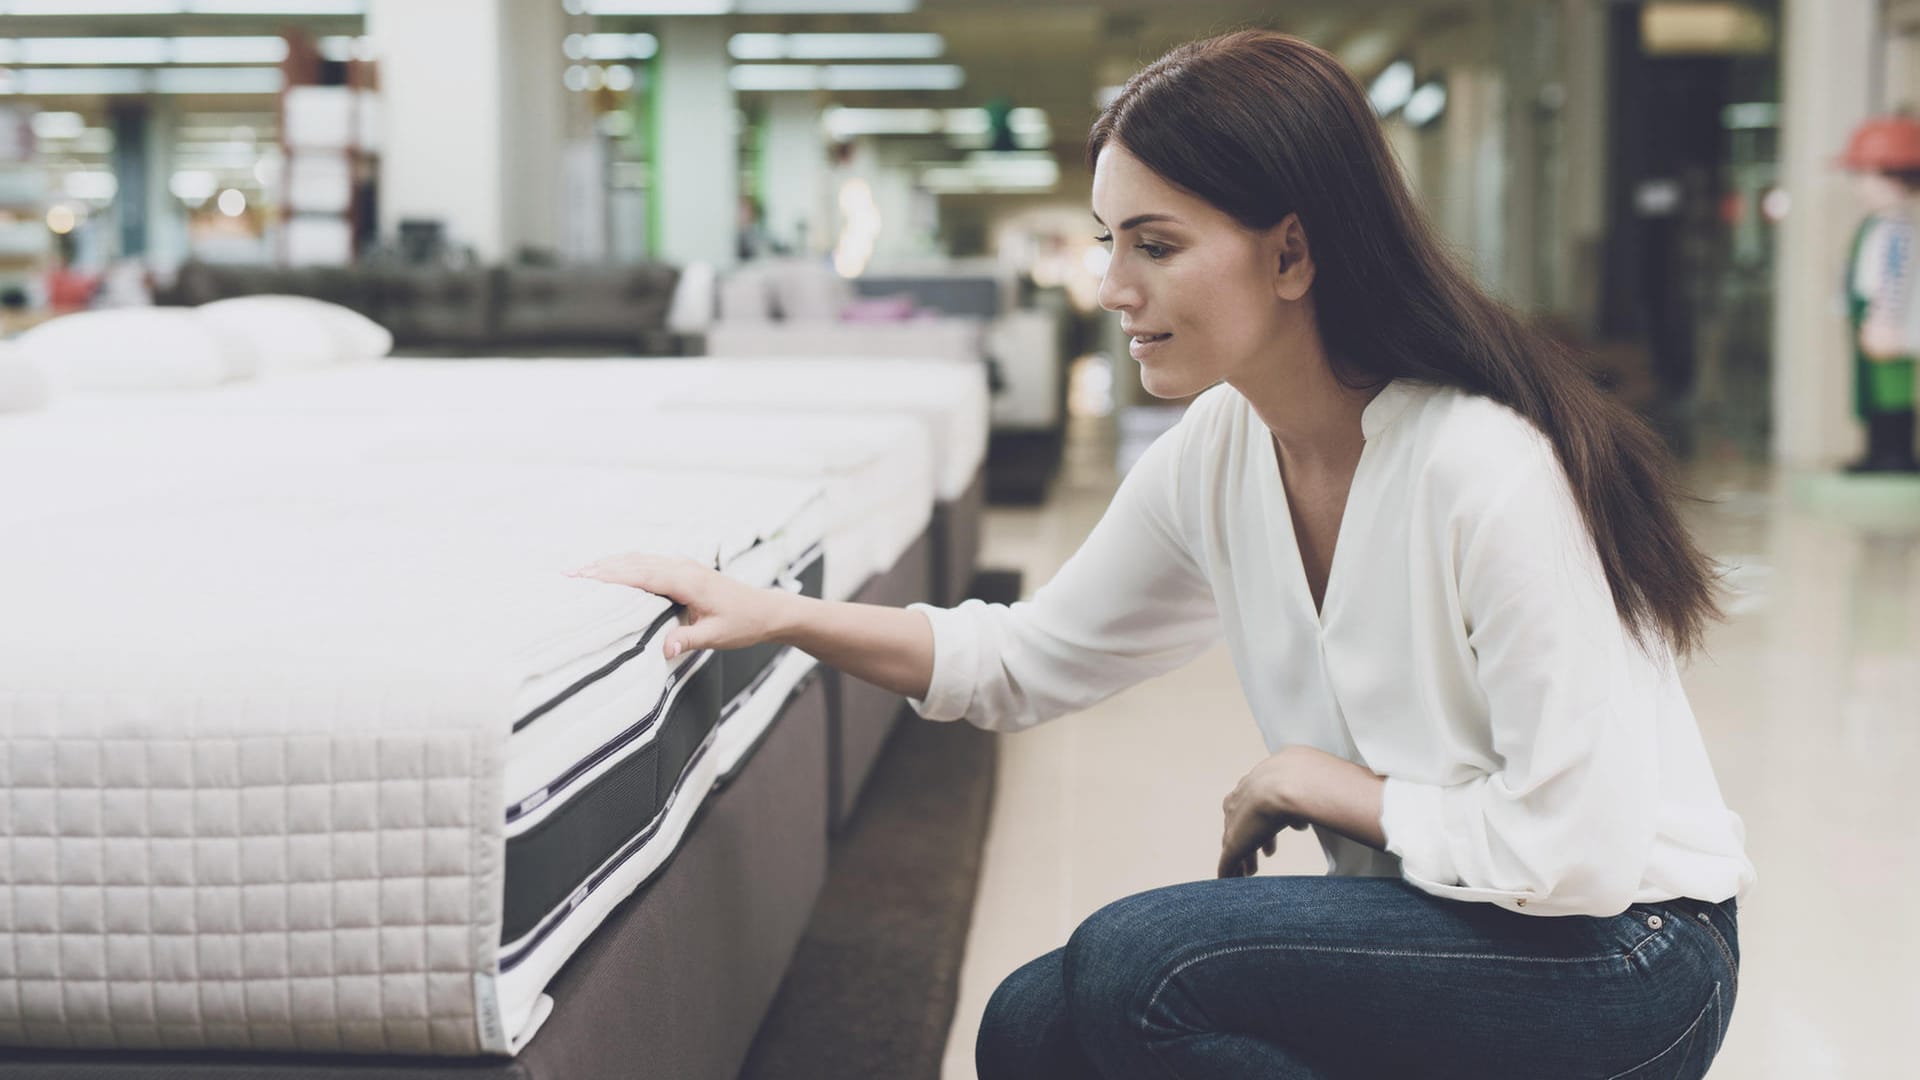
[0,0,364,10]
[2,36,291,65]
[14,38,170,64]
[729,33,943,61]
[170,169,219,204]
[730,65,823,92]
[0,68,147,94]
[574,0,914,10]
[3,1,182,13]
[738,0,916,11]
[64,169,119,201]
[1403,81,1447,127]
[1368,60,1415,118]
[187,0,364,12]
[153,67,284,93]
[170,37,290,63]
[824,64,962,92]
[29,111,86,140]
[564,34,658,61]
[575,0,730,13]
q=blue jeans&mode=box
[977,875,1738,1079]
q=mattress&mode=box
[66,356,991,504]
[0,462,828,1057]
[0,403,930,604]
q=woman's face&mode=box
[1091,143,1302,399]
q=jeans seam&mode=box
[1689,912,1740,993]
[1602,981,1719,1080]
[1139,940,1640,1037]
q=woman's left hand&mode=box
[1219,746,1390,877]
[1217,748,1313,878]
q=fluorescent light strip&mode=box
[0,1,362,13]
[187,0,363,12]
[825,64,961,91]
[738,0,916,11]
[1403,82,1447,127]
[823,105,1051,142]
[576,0,915,11]
[576,0,730,13]
[1367,59,1415,117]
[0,66,284,95]
[563,33,658,61]
[731,64,963,92]
[729,33,943,60]
[1,37,289,65]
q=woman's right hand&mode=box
[569,554,790,660]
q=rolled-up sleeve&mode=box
[908,417,1221,731]
[1379,442,1662,916]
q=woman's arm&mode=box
[1217,746,1385,878]
[570,553,937,699]
[576,391,1225,732]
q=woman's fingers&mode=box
[571,554,702,601]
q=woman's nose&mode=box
[1097,265,1139,313]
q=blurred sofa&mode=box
[156,260,683,356]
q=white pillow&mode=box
[197,295,393,372]
[15,308,241,393]
[0,343,50,413]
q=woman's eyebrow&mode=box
[1091,211,1182,230]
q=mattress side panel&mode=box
[0,688,505,1057]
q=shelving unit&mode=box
[0,107,50,321]
[278,33,379,266]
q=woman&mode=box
[577,31,1754,1080]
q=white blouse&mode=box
[911,380,1755,917]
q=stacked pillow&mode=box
[11,297,396,398]
[13,308,242,394]
[195,294,394,373]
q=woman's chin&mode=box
[1138,363,1203,401]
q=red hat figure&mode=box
[1840,114,1920,473]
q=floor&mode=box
[939,414,1920,1079]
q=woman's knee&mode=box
[1061,888,1189,1039]
[976,948,1089,1080]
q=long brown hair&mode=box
[1091,30,1720,656]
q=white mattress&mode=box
[68,356,992,501]
[29,366,941,600]
[0,462,826,1056]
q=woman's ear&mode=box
[1271,213,1315,301]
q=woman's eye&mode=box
[1094,232,1113,245]
[1137,242,1170,259]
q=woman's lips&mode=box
[1129,332,1171,360]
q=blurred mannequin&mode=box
[1842,115,1920,473]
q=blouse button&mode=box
[1646,915,1664,930]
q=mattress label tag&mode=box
[474,972,509,1054]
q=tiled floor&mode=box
[939,417,1920,1079]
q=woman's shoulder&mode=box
[1393,383,1562,503]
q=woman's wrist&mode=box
[764,588,812,647]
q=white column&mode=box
[654,18,737,268]
[761,93,827,255]
[499,0,572,261]
[365,0,574,262]
[367,0,506,260]
[1773,0,1880,467]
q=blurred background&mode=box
[0,2,1914,1078]
[0,0,1882,470]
